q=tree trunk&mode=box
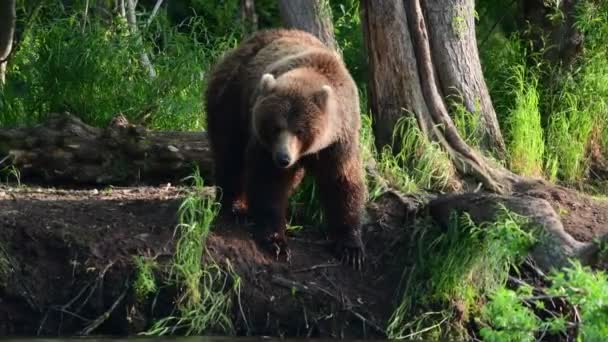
[360,0,433,153]
[240,0,258,34]
[278,0,337,51]
[0,113,213,185]
[424,0,506,157]
[522,0,583,68]
[0,0,16,86]
[361,0,518,193]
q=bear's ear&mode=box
[313,85,333,110]
[259,73,276,93]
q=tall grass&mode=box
[505,65,545,177]
[145,169,239,336]
[479,0,608,186]
[0,3,239,130]
[545,93,594,183]
[384,116,455,192]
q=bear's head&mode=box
[252,71,338,169]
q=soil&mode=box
[0,183,606,338]
[0,185,407,338]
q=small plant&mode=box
[479,288,541,342]
[548,261,608,340]
[1,165,21,186]
[451,4,469,39]
[133,255,158,301]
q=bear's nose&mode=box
[275,152,291,168]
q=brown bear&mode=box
[204,29,366,267]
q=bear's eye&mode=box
[294,128,305,135]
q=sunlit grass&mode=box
[144,169,239,336]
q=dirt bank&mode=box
[1,183,606,338]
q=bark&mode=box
[360,0,433,152]
[240,0,258,34]
[0,0,16,86]
[0,113,213,185]
[126,0,156,78]
[278,0,337,50]
[361,0,519,193]
[522,0,583,68]
[424,0,506,157]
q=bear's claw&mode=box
[335,231,365,270]
[257,231,291,263]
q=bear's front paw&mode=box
[335,230,365,270]
[255,231,291,262]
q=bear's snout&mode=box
[272,131,300,168]
[274,151,292,168]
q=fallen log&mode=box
[0,113,213,185]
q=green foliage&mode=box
[145,169,239,336]
[480,288,541,342]
[133,255,158,301]
[0,3,238,130]
[548,261,608,340]
[479,0,608,185]
[479,261,608,341]
[330,0,366,86]
[387,207,536,339]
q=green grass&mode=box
[133,255,158,301]
[545,93,594,183]
[505,65,545,178]
[381,116,455,193]
[0,3,239,130]
[451,99,482,149]
[478,0,608,186]
[144,169,239,336]
[387,207,537,339]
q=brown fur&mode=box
[204,29,366,262]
